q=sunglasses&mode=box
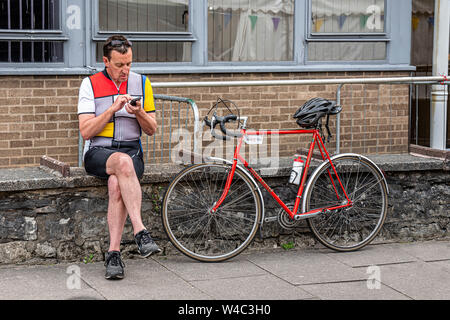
[106,39,133,47]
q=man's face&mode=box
[103,48,132,84]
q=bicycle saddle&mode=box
[293,98,342,128]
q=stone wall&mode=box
[0,154,448,265]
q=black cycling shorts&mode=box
[84,146,144,180]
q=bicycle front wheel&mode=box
[305,155,388,251]
[161,163,262,262]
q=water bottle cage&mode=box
[289,170,298,183]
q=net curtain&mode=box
[167,0,295,61]
[208,0,294,61]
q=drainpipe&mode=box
[430,0,449,150]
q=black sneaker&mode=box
[134,229,161,258]
[104,251,125,280]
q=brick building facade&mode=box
[0,1,419,168]
[0,70,410,168]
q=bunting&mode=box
[315,18,324,32]
[249,15,258,30]
[338,15,347,30]
[412,15,419,31]
[219,13,284,33]
[272,17,280,31]
[360,15,369,29]
[224,12,232,28]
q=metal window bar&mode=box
[1,0,59,63]
[410,82,449,148]
[334,81,441,155]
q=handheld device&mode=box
[129,97,140,106]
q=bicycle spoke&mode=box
[162,164,261,262]
[307,156,388,251]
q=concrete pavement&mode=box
[1,240,450,302]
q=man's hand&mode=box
[125,98,143,115]
[112,94,133,113]
[123,97,156,136]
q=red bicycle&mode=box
[161,98,389,262]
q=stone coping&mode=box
[0,153,447,192]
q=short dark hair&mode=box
[103,35,132,60]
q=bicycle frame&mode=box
[211,128,353,220]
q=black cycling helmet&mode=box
[293,98,342,128]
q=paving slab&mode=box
[190,274,314,300]
[154,255,267,281]
[0,264,102,300]
[378,261,450,300]
[78,259,210,300]
[324,243,419,267]
[299,281,410,300]
[395,241,450,262]
[246,249,367,285]
[428,260,450,274]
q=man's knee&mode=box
[107,153,135,177]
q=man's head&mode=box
[103,35,133,84]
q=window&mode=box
[95,0,192,63]
[207,0,294,62]
[307,0,387,62]
[0,0,65,63]
[311,0,385,34]
[0,1,412,74]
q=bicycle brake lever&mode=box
[210,115,229,141]
[203,116,212,128]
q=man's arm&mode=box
[136,110,157,136]
[79,95,131,140]
[125,102,157,136]
[133,76,158,136]
[79,112,112,141]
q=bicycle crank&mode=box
[293,210,322,221]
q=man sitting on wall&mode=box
[77,35,160,280]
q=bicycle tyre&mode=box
[305,154,388,251]
[161,163,262,262]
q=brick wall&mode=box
[0,71,410,168]
[0,76,82,168]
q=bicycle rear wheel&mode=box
[305,155,388,251]
[161,163,262,262]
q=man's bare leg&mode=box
[107,175,128,252]
[106,152,145,235]
[105,152,160,258]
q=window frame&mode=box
[89,0,196,68]
[305,0,390,64]
[0,0,69,67]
